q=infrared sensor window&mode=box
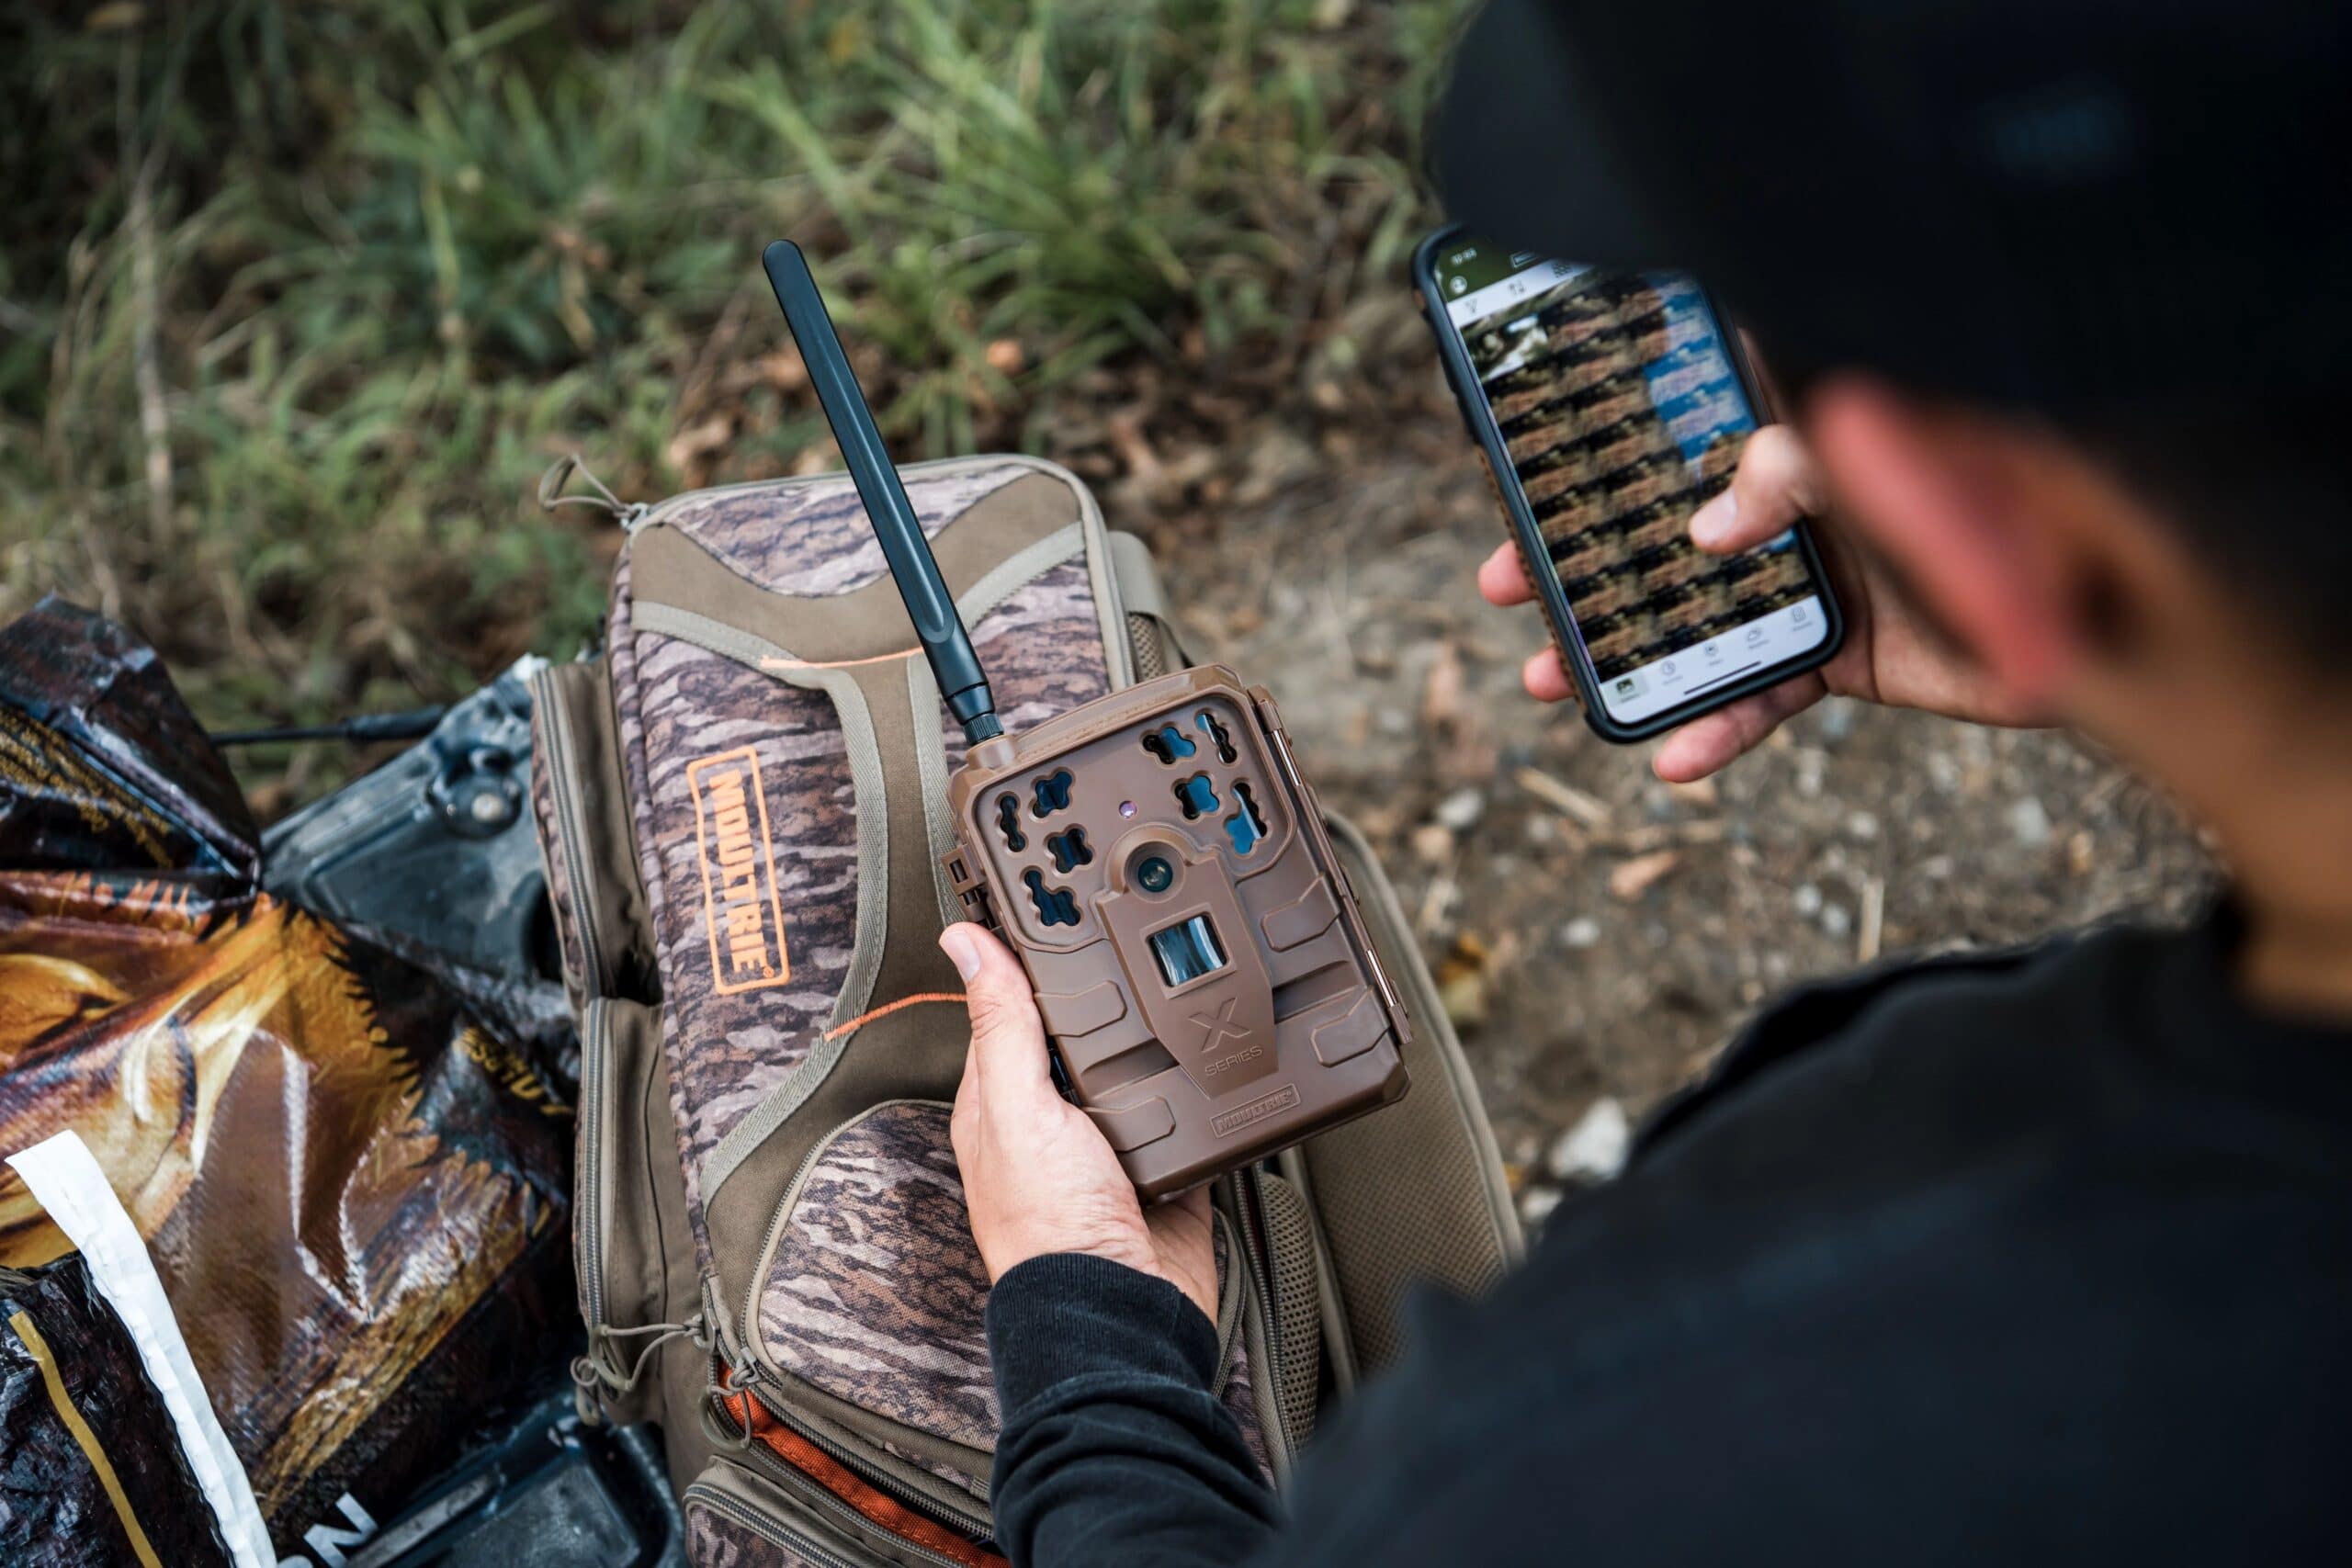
[1149,915,1227,987]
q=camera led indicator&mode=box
[1148,914,1228,987]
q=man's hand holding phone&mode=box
[1479,422,2041,781]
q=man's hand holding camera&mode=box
[940,922,1220,1323]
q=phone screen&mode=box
[1433,234,1830,726]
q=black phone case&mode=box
[1412,222,1845,743]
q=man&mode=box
[937,0,2352,1561]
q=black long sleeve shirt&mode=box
[985,915,2352,1565]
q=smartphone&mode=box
[1414,224,1843,742]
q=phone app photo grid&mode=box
[1463,271,1815,684]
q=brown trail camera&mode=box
[766,239,1408,1197]
[943,667,1411,1197]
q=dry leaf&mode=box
[1438,970,1488,1032]
[1105,410,1161,479]
[1434,933,1492,1029]
[756,350,808,391]
[1608,850,1680,900]
[1421,641,1466,732]
[665,415,732,473]
[823,15,865,64]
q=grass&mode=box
[0,0,1463,806]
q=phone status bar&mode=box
[1442,257,1589,329]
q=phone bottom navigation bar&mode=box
[1596,596,1827,723]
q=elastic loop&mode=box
[537,453,641,525]
[700,1365,756,1454]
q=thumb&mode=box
[1688,424,1824,553]
[939,923,1051,1094]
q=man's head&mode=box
[1438,0,2352,846]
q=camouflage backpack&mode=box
[528,453,1520,1565]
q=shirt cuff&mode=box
[985,1252,1222,1417]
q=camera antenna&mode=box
[763,239,1002,743]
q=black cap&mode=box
[1434,0,2352,411]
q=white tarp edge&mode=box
[7,1129,277,1567]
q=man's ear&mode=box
[1807,377,2084,701]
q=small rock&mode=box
[1793,883,1824,917]
[1820,902,1852,938]
[1548,1098,1631,1183]
[1518,1185,1565,1227]
[1409,823,1455,864]
[2008,795,2052,847]
[1434,786,1487,831]
[2067,829,2096,875]
[1523,815,1557,845]
[1816,697,1859,741]
[1845,810,1880,841]
[1561,916,1601,949]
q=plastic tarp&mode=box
[0,599,573,1549]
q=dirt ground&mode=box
[1116,291,2218,1227]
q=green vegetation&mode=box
[0,0,1460,801]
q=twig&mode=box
[78,511,125,623]
[677,279,756,423]
[120,32,178,545]
[1596,818,1726,854]
[130,167,174,544]
[1515,765,1613,831]
[1858,875,1885,964]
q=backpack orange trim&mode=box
[720,1390,1008,1568]
[820,991,967,1041]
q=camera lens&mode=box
[1136,855,1174,894]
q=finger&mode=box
[1521,646,1577,704]
[1688,425,1826,554]
[1476,541,1538,607]
[1650,673,1826,782]
[939,923,1052,1096]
